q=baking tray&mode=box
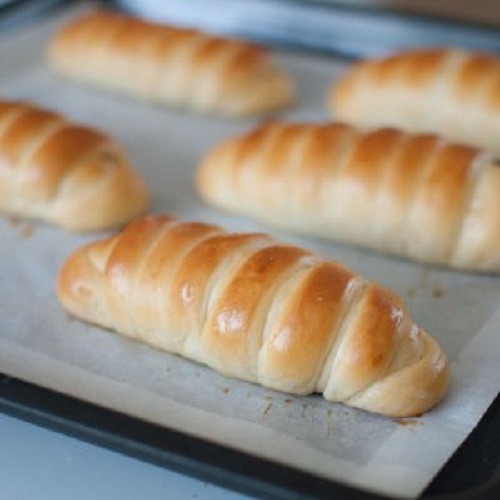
[1,1,500,499]
[0,0,67,32]
[1,375,500,499]
[109,0,500,58]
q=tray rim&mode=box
[1,2,500,499]
[0,373,499,499]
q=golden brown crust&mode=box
[196,121,500,272]
[48,10,295,116]
[57,214,449,417]
[0,100,149,230]
[329,48,500,154]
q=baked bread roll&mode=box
[0,100,148,231]
[57,214,449,417]
[196,122,500,272]
[329,48,500,155]
[48,10,295,117]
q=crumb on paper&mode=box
[7,216,22,227]
[20,222,35,238]
[393,417,421,427]
[261,402,273,417]
[7,216,36,238]
[407,283,445,299]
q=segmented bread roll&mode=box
[48,10,295,117]
[57,214,448,417]
[0,100,148,231]
[196,122,500,272]
[329,48,500,154]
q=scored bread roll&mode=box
[48,10,295,117]
[329,48,500,155]
[0,99,148,231]
[196,121,500,272]
[57,214,449,417]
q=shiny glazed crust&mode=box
[57,214,449,417]
[48,10,295,116]
[329,48,500,154]
[0,100,149,231]
[196,122,500,272]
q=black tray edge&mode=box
[1,374,500,499]
[0,374,382,500]
[106,0,500,58]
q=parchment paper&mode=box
[1,5,499,498]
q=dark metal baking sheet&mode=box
[108,0,500,58]
[0,0,68,33]
[1,2,500,499]
[0,374,499,499]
